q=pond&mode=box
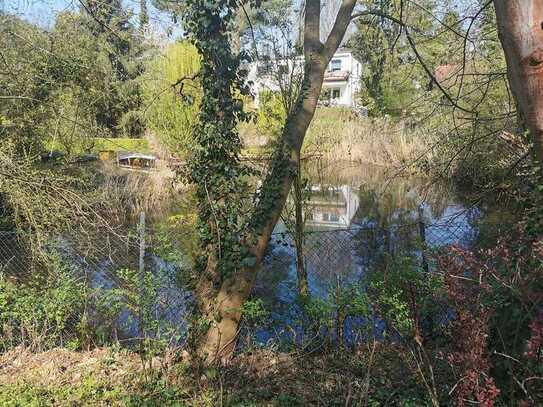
[249,160,481,346]
[0,160,482,347]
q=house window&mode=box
[330,59,342,71]
[332,88,341,99]
[278,64,288,75]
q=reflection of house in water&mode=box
[305,185,360,229]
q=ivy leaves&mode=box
[183,0,255,279]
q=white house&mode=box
[248,48,363,108]
[320,49,363,107]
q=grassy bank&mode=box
[0,346,437,406]
[45,137,151,155]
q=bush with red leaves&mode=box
[438,228,543,405]
[439,247,500,407]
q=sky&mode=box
[1,0,481,39]
[1,0,177,37]
[1,0,76,27]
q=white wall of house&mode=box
[248,49,362,108]
[321,51,362,107]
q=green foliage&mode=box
[152,211,200,280]
[118,110,146,138]
[241,298,269,327]
[255,91,286,141]
[349,0,424,116]
[142,41,201,155]
[296,284,371,346]
[0,255,87,351]
[302,296,335,331]
[0,375,188,406]
[369,253,443,339]
[51,8,146,138]
[0,8,146,161]
[183,0,255,281]
[94,268,181,358]
[0,15,58,154]
[46,136,150,156]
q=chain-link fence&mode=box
[0,213,477,351]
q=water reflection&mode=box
[0,161,481,348]
[305,185,360,229]
[251,161,481,346]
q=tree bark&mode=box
[494,1,543,164]
[196,0,357,364]
[293,166,308,297]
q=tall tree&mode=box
[494,1,543,166]
[184,0,357,364]
[349,0,397,113]
[78,1,146,135]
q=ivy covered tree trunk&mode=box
[184,0,357,364]
[196,52,330,364]
[494,1,543,164]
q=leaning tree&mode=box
[183,0,358,364]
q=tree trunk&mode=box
[293,167,308,297]
[196,0,357,365]
[494,1,543,164]
[197,60,327,364]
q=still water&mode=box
[5,161,478,345]
[249,161,480,345]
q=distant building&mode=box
[320,49,363,107]
[248,48,363,108]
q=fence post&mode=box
[139,211,146,280]
[384,227,392,255]
[418,205,429,273]
[138,211,146,339]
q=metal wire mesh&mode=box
[0,216,474,350]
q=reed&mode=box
[303,108,432,168]
[241,107,433,169]
[98,161,179,223]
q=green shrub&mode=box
[0,255,87,351]
[368,253,444,340]
[255,91,286,141]
[118,110,146,138]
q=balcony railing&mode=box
[323,70,350,82]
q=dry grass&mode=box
[0,344,437,406]
[0,346,144,388]
[240,107,433,168]
[304,108,432,168]
[98,161,181,223]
